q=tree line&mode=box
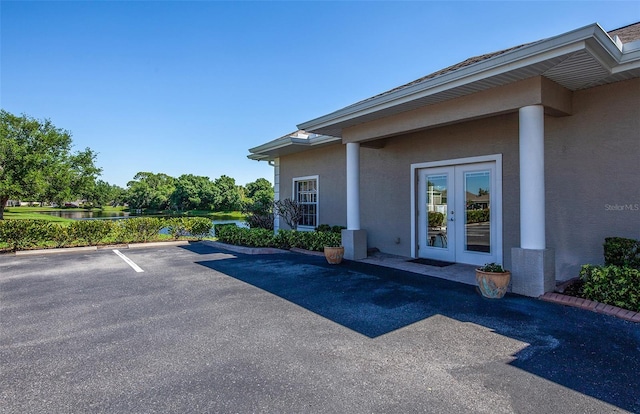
[0,110,273,219]
[123,172,273,213]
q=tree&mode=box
[88,180,126,208]
[274,198,303,230]
[213,175,242,212]
[245,178,274,205]
[125,172,175,210]
[242,178,275,229]
[0,110,100,219]
[69,148,102,202]
[245,178,272,198]
[39,147,101,207]
[170,174,219,211]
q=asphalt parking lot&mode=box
[1,242,639,413]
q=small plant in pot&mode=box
[476,263,511,299]
[324,245,344,264]
[317,224,345,264]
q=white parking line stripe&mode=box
[113,250,144,273]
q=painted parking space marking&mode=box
[113,250,144,273]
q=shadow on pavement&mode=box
[187,244,640,412]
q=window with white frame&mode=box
[294,176,318,229]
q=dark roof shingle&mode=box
[347,22,640,109]
[608,22,640,43]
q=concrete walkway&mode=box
[358,251,478,285]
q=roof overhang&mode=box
[248,132,341,162]
[297,23,640,137]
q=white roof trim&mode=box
[248,132,341,161]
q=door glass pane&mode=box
[464,171,490,253]
[426,174,448,249]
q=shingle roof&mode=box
[346,22,640,110]
[348,44,531,109]
[608,22,640,43]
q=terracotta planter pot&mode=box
[476,269,511,299]
[324,246,344,264]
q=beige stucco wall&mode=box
[358,114,521,268]
[545,77,640,279]
[278,144,347,230]
[276,77,639,282]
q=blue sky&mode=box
[2,1,638,188]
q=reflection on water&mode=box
[36,211,247,235]
[37,210,130,219]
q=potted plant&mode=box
[476,263,511,299]
[324,245,344,264]
[316,224,345,264]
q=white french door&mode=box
[417,161,500,266]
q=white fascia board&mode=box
[298,23,624,133]
[248,135,341,160]
[249,138,297,155]
[616,40,640,71]
[247,153,269,161]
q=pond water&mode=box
[36,211,247,235]
[37,210,131,219]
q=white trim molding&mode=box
[292,175,319,231]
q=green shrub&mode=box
[167,217,213,240]
[166,217,189,239]
[0,220,51,251]
[216,225,275,247]
[213,222,238,237]
[315,224,332,232]
[115,217,164,243]
[69,220,114,246]
[428,212,445,227]
[604,237,640,270]
[579,264,640,312]
[215,224,240,244]
[466,209,490,224]
[275,230,341,251]
[47,224,73,248]
[316,224,345,234]
[185,217,213,240]
[216,226,341,252]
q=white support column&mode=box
[519,105,546,249]
[272,158,280,233]
[346,142,361,230]
[512,104,554,297]
[343,142,367,260]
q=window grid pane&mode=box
[295,179,318,227]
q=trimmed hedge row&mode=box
[215,225,341,252]
[466,209,490,224]
[579,265,640,312]
[604,237,640,269]
[0,217,214,252]
[577,236,640,312]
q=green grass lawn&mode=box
[3,209,73,223]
